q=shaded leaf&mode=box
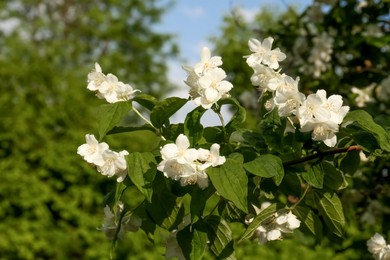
[344,110,390,152]
[177,223,207,260]
[323,161,348,191]
[145,175,184,230]
[184,106,206,146]
[190,186,215,223]
[107,125,156,135]
[132,93,158,110]
[339,150,360,175]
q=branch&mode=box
[282,145,362,167]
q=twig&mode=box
[282,145,362,167]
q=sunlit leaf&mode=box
[97,101,132,140]
[127,152,157,202]
[244,154,284,185]
[207,159,248,213]
[150,97,188,128]
[204,215,236,260]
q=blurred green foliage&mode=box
[0,0,177,259]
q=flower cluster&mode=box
[99,201,142,240]
[183,47,233,109]
[308,32,334,78]
[367,233,390,260]
[77,134,129,182]
[87,63,139,103]
[245,37,349,147]
[245,202,301,244]
[157,134,226,189]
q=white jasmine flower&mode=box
[195,68,233,109]
[267,74,299,93]
[198,143,226,170]
[298,92,331,126]
[194,47,223,76]
[351,84,375,107]
[246,203,300,245]
[376,76,390,102]
[158,134,225,189]
[87,63,106,91]
[87,63,139,103]
[300,119,339,147]
[183,50,233,109]
[246,37,286,69]
[316,89,349,124]
[77,134,109,166]
[250,63,278,91]
[367,233,390,260]
[158,158,196,181]
[160,134,199,164]
[97,149,129,182]
[274,88,305,117]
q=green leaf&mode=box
[190,186,215,223]
[293,205,323,240]
[258,109,286,153]
[150,97,188,128]
[184,106,206,146]
[177,223,207,260]
[229,129,266,150]
[244,154,284,185]
[219,97,246,132]
[126,152,157,202]
[302,163,324,189]
[239,203,284,243]
[218,200,246,223]
[344,110,390,152]
[97,101,132,140]
[339,150,360,175]
[107,125,156,135]
[204,215,236,260]
[207,159,248,213]
[145,175,185,230]
[203,126,224,144]
[323,161,348,191]
[306,190,345,237]
[132,93,158,110]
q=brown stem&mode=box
[283,145,362,167]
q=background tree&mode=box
[0,0,177,258]
[211,0,390,258]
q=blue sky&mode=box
[157,0,312,124]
